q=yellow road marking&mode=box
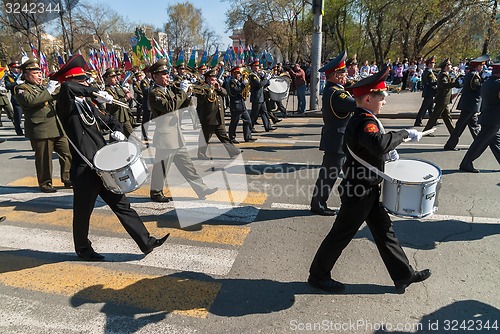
[0,254,220,318]
[3,207,250,246]
[8,176,266,205]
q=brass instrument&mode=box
[241,73,250,100]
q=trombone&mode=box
[92,92,131,109]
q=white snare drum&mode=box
[93,141,149,194]
[382,159,441,218]
[268,77,290,101]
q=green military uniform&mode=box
[14,58,71,192]
[0,82,14,126]
[103,68,133,137]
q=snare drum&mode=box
[93,141,149,194]
[382,159,441,218]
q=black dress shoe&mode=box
[443,145,459,151]
[0,216,6,223]
[245,138,257,142]
[459,164,480,173]
[394,269,431,293]
[63,181,73,189]
[311,206,338,216]
[308,276,346,293]
[77,250,105,261]
[144,233,170,255]
[413,123,423,127]
[266,126,277,132]
[40,185,57,193]
[273,119,282,124]
[198,187,218,199]
[150,191,171,202]
[230,139,240,144]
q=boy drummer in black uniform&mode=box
[308,65,431,294]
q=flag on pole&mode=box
[198,49,208,67]
[30,43,38,58]
[209,48,219,67]
[57,51,65,67]
[122,48,132,70]
[187,49,197,69]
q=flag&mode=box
[67,49,73,58]
[57,51,65,67]
[30,43,38,58]
[209,48,219,67]
[122,48,132,70]
[39,51,49,76]
[198,49,207,67]
[176,50,185,67]
[187,49,197,69]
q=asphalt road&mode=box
[0,94,499,333]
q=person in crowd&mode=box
[103,68,134,137]
[414,56,437,126]
[140,67,153,141]
[444,55,488,151]
[359,61,370,77]
[14,58,72,193]
[147,58,217,203]
[289,63,307,114]
[228,66,255,143]
[0,76,15,128]
[132,71,144,123]
[310,51,355,216]
[423,58,460,135]
[53,55,169,261]
[196,68,241,159]
[369,61,378,74]
[249,60,275,130]
[4,61,25,136]
[459,61,500,173]
[308,65,431,294]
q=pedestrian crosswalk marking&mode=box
[8,176,267,206]
[0,253,220,318]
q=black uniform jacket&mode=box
[319,81,356,153]
[478,75,500,127]
[457,71,483,113]
[421,68,437,98]
[196,85,227,126]
[343,108,408,187]
[57,81,122,166]
[228,77,246,112]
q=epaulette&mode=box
[14,83,35,95]
[363,112,375,118]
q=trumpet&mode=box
[92,92,130,109]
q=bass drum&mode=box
[268,76,290,101]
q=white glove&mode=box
[96,91,113,104]
[406,129,423,142]
[387,149,399,161]
[110,131,126,141]
[242,79,249,85]
[16,78,24,85]
[46,80,60,95]
[179,80,190,93]
[265,73,271,80]
[0,86,7,93]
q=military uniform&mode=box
[445,56,486,150]
[460,65,500,172]
[414,57,437,126]
[249,61,273,131]
[196,69,240,159]
[228,68,253,142]
[309,66,431,294]
[132,72,143,123]
[14,58,71,192]
[311,51,356,216]
[423,58,459,134]
[148,58,213,202]
[139,71,153,141]
[4,62,25,135]
[103,68,133,137]
[0,80,14,126]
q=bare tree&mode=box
[164,2,204,50]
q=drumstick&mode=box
[403,127,436,142]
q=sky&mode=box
[87,0,234,47]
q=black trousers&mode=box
[310,152,345,209]
[415,96,434,125]
[461,125,500,167]
[11,100,24,135]
[445,110,480,149]
[198,123,241,158]
[72,165,155,254]
[309,183,414,283]
[250,101,272,131]
[229,108,253,141]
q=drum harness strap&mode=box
[346,110,396,184]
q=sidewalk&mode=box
[280,90,461,119]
